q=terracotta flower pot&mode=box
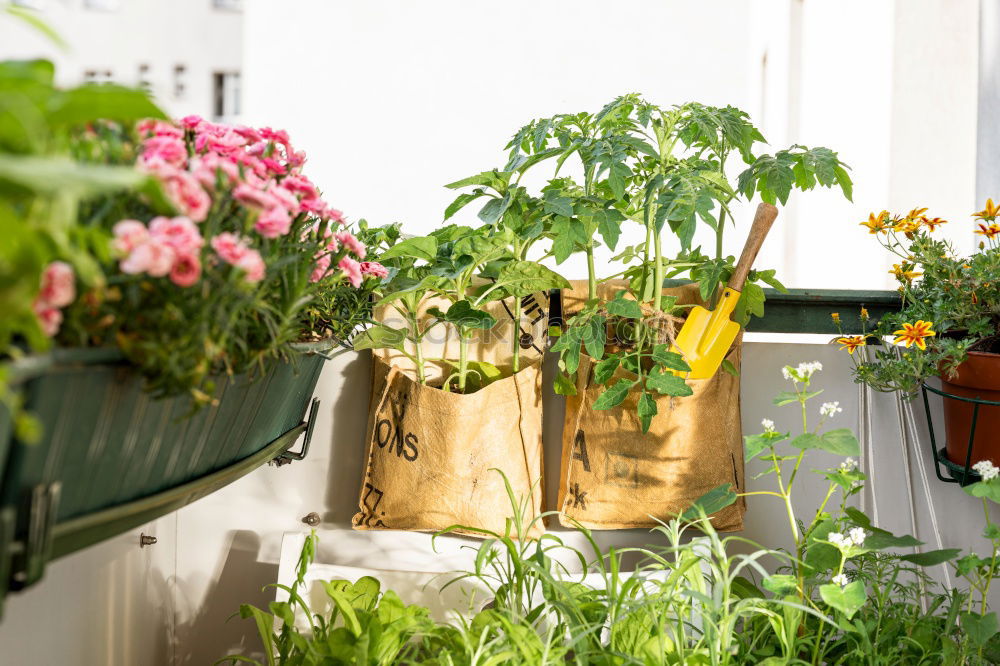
[941,350,1000,467]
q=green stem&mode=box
[407,307,426,384]
[652,224,664,312]
[983,497,997,615]
[458,330,469,393]
[586,245,597,301]
[715,205,726,262]
[512,296,522,374]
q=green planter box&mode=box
[0,343,328,603]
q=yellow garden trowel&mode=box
[672,202,779,379]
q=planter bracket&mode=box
[272,398,320,466]
[921,381,1000,486]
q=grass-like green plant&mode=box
[227,363,1000,665]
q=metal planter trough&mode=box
[0,342,328,609]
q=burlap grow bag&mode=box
[556,282,745,531]
[354,291,549,538]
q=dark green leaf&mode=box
[637,391,657,432]
[592,378,634,410]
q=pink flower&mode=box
[287,149,306,169]
[300,197,326,214]
[37,261,76,308]
[140,135,187,167]
[192,153,240,189]
[259,127,291,146]
[136,119,183,138]
[360,261,389,279]
[112,219,150,254]
[324,207,345,224]
[309,253,331,283]
[34,303,62,337]
[180,115,205,130]
[121,240,175,277]
[211,232,251,264]
[204,128,246,155]
[232,125,262,143]
[235,249,265,283]
[255,206,292,238]
[266,184,300,214]
[149,216,203,255]
[169,253,201,287]
[335,231,366,259]
[339,256,363,288]
[233,183,277,210]
[282,175,318,199]
[151,166,211,222]
[260,157,287,176]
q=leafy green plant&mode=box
[836,204,1000,394]
[356,223,567,392]
[228,363,1000,665]
[446,95,851,429]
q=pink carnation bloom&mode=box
[335,230,366,259]
[136,119,183,138]
[255,206,292,238]
[309,252,332,283]
[211,232,251,264]
[287,149,307,169]
[140,135,187,167]
[259,127,291,146]
[260,157,287,176]
[235,249,266,283]
[180,115,205,130]
[169,253,202,287]
[324,207,345,224]
[299,197,326,214]
[266,184,300,214]
[233,183,277,210]
[38,261,76,308]
[121,239,176,277]
[338,256,363,288]
[281,175,318,199]
[149,216,204,255]
[232,125,262,143]
[151,166,210,222]
[112,219,150,254]
[204,129,246,155]
[34,302,63,337]
[360,261,389,279]
[192,154,240,189]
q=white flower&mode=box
[973,460,1000,482]
[828,532,850,549]
[839,457,857,472]
[820,401,843,418]
[761,418,775,433]
[832,573,849,587]
[797,361,823,378]
[781,367,793,380]
[848,527,867,546]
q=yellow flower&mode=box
[860,307,869,320]
[860,211,890,234]
[836,335,867,355]
[893,320,936,350]
[922,216,947,232]
[892,215,922,234]
[975,222,1000,239]
[974,198,1000,221]
[906,207,929,219]
[889,263,922,281]
[831,312,841,324]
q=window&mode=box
[137,63,151,93]
[212,71,241,120]
[173,64,187,99]
[83,69,114,84]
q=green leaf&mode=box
[582,316,606,360]
[965,480,1000,504]
[596,208,624,251]
[637,391,657,432]
[645,369,693,397]
[744,432,787,461]
[819,429,862,457]
[0,155,146,194]
[352,324,408,352]
[762,574,798,596]
[605,294,644,319]
[553,372,577,396]
[773,389,822,406]
[444,190,486,220]
[379,236,438,262]
[682,483,737,520]
[543,194,574,218]
[592,378,634,410]
[49,84,165,127]
[899,548,961,567]
[490,260,570,299]
[819,581,866,619]
[651,345,691,372]
[593,354,621,385]
[436,300,497,330]
[733,282,765,326]
[720,359,740,377]
[962,611,999,648]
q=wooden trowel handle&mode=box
[727,202,779,292]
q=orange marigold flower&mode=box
[836,335,867,355]
[860,307,869,320]
[860,211,890,234]
[922,216,947,231]
[889,263,922,281]
[831,312,841,324]
[974,198,1000,221]
[975,222,1000,239]
[893,320,936,350]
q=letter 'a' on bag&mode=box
[353,291,549,539]
[556,281,746,531]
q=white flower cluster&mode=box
[974,460,1000,482]
[761,418,775,433]
[828,528,867,550]
[782,361,823,382]
[820,401,843,418]
[831,573,849,587]
[838,457,857,473]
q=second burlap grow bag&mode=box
[556,282,746,531]
[353,291,549,538]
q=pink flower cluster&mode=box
[33,261,75,337]
[113,216,205,287]
[131,116,366,288]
